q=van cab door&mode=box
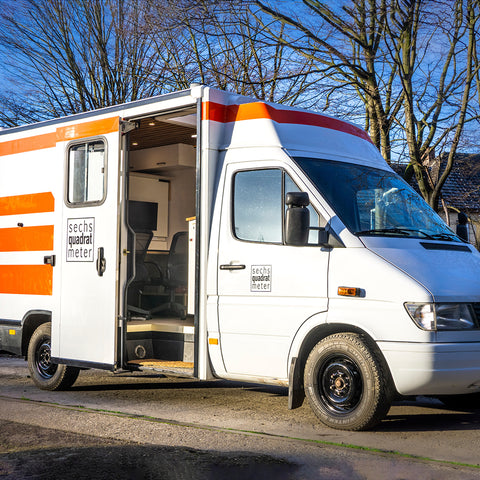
[53,119,120,368]
[217,162,329,380]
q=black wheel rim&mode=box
[35,338,57,379]
[318,355,363,414]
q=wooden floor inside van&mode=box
[126,317,195,376]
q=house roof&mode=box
[393,153,480,213]
[440,154,480,212]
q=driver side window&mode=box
[233,169,282,243]
[232,168,325,244]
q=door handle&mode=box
[220,264,246,271]
[44,255,56,266]
[96,247,106,276]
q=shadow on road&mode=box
[1,444,299,480]
[379,398,480,432]
[70,378,288,398]
[380,412,480,432]
[0,419,298,480]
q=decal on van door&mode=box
[251,265,272,292]
[66,218,95,262]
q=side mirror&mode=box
[285,192,310,246]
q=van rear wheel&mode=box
[27,322,80,391]
[304,333,392,431]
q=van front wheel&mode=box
[304,333,392,431]
[27,322,80,391]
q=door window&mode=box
[67,140,106,205]
[233,169,283,243]
[232,168,324,244]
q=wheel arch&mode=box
[289,323,395,410]
[21,310,52,358]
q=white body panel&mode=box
[361,236,480,303]
[0,143,62,322]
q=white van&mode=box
[1,85,480,431]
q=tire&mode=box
[304,333,392,431]
[27,322,80,391]
[437,393,480,410]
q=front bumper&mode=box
[378,341,480,395]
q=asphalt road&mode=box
[1,355,480,479]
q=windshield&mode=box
[295,157,459,241]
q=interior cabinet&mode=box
[129,144,195,172]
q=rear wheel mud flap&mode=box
[288,356,305,409]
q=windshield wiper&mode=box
[429,232,459,242]
[355,228,435,239]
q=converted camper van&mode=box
[1,86,480,431]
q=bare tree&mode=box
[145,0,323,106]
[255,0,480,208]
[0,0,323,127]
[0,0,165,124]
[385,0,480,208]
[254,0,403,161]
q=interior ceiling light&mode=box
[155,113,196,127]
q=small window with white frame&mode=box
[67,140,106,205]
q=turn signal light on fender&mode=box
[338,287,361,297]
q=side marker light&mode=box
[338,287,361,297]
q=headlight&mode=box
[405,303,478,331]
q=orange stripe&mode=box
[0,132,56,156]
[0,116,119,156]
[0,193,54,216]
[202,101,373,144]
[0,225,54,252]
[56,116,119,142]
[0,265,52,295]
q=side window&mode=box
[232,168,326,244]
[233,169,282,243]
[67,140,106,205]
